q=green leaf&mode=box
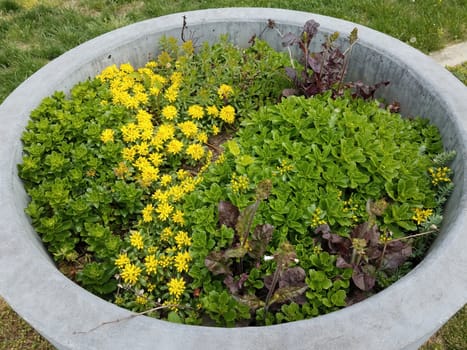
[270,285,308,305]
[168,311,183,324]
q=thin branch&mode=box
[73,304,178,335]
[388,229,438,243]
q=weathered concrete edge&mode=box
[0,7,466,350]
[430,41,467,67]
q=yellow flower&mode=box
[311,208,327,227]
[178,120,198,138]
[206,105,219,117]
[231,173,249,193]
[167,277,186,299]
[144,254,159,275]
[122,147,137,162]
[133,156,151,171]
[161,227,174,242]
[136,142,150,156]
[177,169,190,180]
[136,110,153,124]
[164,84,179,103]
[277,159,294,175]
[170,72,183,85]
[119,63,134,73]
[97,64,119,81]
[181,40,194,55]
[130,231,144,250]
[114,162,129,179]
[219,105,235,124]
[180,177,196,193]
[186,143,205,161]
[160,174,173,187]
[135,295,148,306]
[121,123,140,143]
[412,207,433,225]
[428,167,451,185]
[149,152,164,167]
[120,263,142,285]
[145,61,157,69]
[196,132,208,144]
[187,105,204,120]
[159,254,173,267]
[174,251,192,273]
[156,123,176,141]
[166,139,184,155]
[115,253,130,269]
[156,202,174,221]
[217,84,234,99]
[140,164,160,186]
[147,283,156,292]
[142,203,154,223]
[162,105,178,120]
[175,231,192,248]
[152,189,170,202]
[100,129,114,143]
[212,125,220,135]
[172,209,185,226]
[138,124,154,141]
[151,136,164,150]
[167,184,185,202]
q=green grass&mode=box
[0,0,466,103]
[0,1,466,349]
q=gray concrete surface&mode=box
[430,41,467,66]
[1,8,467,350]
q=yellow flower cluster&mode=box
[311,207,327,227]
[412,207,433,225]
[100,129,114,143]
[428,166,451,185]
[120,263,142,285]
[231,173,249,193]
[342,197,360,223]
[277,159,294,175]
[217,84,234,99]
[100,43,240,312]
[167,277,186,299]
[130,231,145,250]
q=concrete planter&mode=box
[0,8,466,350]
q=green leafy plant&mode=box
[18,18,455,327]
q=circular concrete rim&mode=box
[0,8,466,350]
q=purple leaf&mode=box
[205,251,231,275]
[381,240,412,271]
[302,19,320,43]
[224,273,249,295]
[249,223,274,260]
[285,67,298,81]
[336,255,352,269]
[218,200,240,229]
[282,32,299,47]
[278,266,306,288]
[352,264,376,291]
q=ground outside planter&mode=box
[0,8,466,350]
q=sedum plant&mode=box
[19,20,454,326]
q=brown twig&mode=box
[73,304,178,334]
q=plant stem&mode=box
[263,263,281,321]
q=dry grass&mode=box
[0,298,55,350]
